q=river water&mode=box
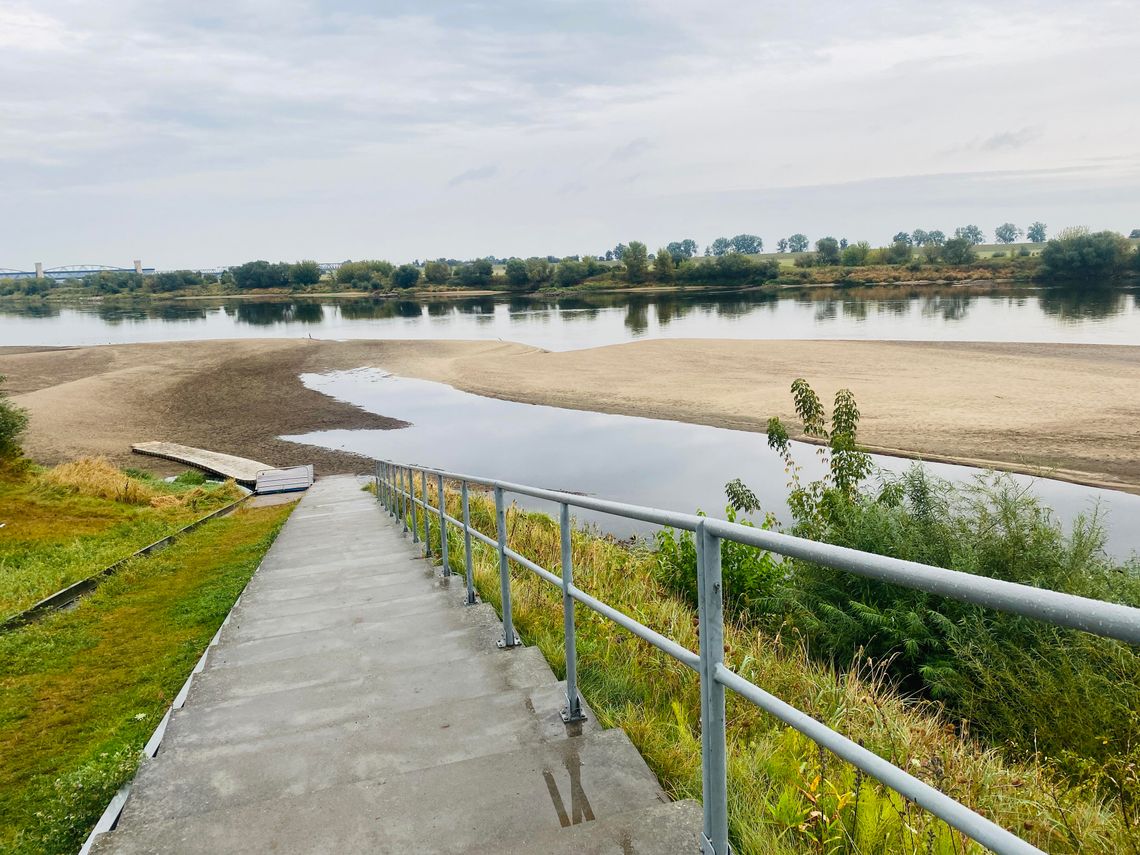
[285,369,1140,557]
[2,286,1139,349]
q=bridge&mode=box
[0,262,154,281]
[81,459,1140,854]
[2,261,343,280]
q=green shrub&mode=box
[677,379,1140,795]
[0,376,29,458]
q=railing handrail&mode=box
[374,458,1140,855]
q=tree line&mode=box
[3,224,1138,300]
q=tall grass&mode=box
[1,460,245,617]
[407,483,1135,854]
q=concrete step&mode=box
[118,682,601,826]
[472,800,704,854]
[94,729,670,854]
[164,647,559,748]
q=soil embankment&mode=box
[2,338,1138,492]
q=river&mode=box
[1,286,1138,349]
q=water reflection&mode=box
[1038,287,1125,321]
[2,285,1138,349]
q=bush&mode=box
[0,375,28,458]
[1040,230,1133,282]
[336,260,394,289]
[841,241,871,266]
[941,237,976,264]
[686,379,1140,790]
[392,264,421,289]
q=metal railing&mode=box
[374,459,1140,855]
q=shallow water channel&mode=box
[285,369,1140,558]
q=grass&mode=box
[0,500,292,854]
[0,458,244,618]
[412,484,1135,855]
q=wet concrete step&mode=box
[473,800,703,854]
[117,681,601,826]
[94,729,669,854]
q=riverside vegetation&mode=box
[3,227,1137,300]
[0,384,294,853]
[404,386,1139,854]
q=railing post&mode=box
[461,481,477,605]
[383,462,391,514]
[421,469,432,558]
[494,486,520,648]
[560,503,585,722]
[402,467,411,534]
[436,472,450,576]
[404,467,414,538]
[697,521,731,855]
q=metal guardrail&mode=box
[374,459,1140,855]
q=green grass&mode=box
[411,484,1134,854]
[0,501,292,854]
[0,463,243,618]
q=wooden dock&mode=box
[131,442,274,487]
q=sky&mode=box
[1,0,1138,270]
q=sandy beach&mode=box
[2,338,1138,492]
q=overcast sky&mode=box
[2,0,1137,270]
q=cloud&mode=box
[980,128,1040,151]
[447,164,498,187]
[610,138,653,162]
[0,1,1138,267]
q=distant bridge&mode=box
[2,261,344,280]
[0,261,154,281]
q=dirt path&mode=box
[2,338,1138,492]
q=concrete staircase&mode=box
[93,475,701,853]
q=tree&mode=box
[709,237,732,256]
[954,225,985,245]
[556,258,587,287]
[815,237,841,265]
[604,249,614,261]
[787,233,809,253]
[1130,229,1140,239]
[886,240,913,264]
[336,260,393,289]
[912,229,930,247]
[232,260,290,290]
[654,246,676,281]
[1040,230,1132,282]
[1027,222,1047,243]
[525,257,552,286]
[423,260,450,284]
[892,231,913,246]
[623,241,649,283]
[927,230,946,246]
[776,238,789,253]
[841,241,871,266]
[839,238,848,250]
[729,234,763,254]
[504,258,529,289]
[458,259,494,287]
[666,239,698,261]
[941,237,976,264]
[0,375,28,458]
[392,264,420,289]
[613,243,628,260]
[994,223,1023,244]
[288,260,322,287]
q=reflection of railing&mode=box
[374,459,1140,855]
